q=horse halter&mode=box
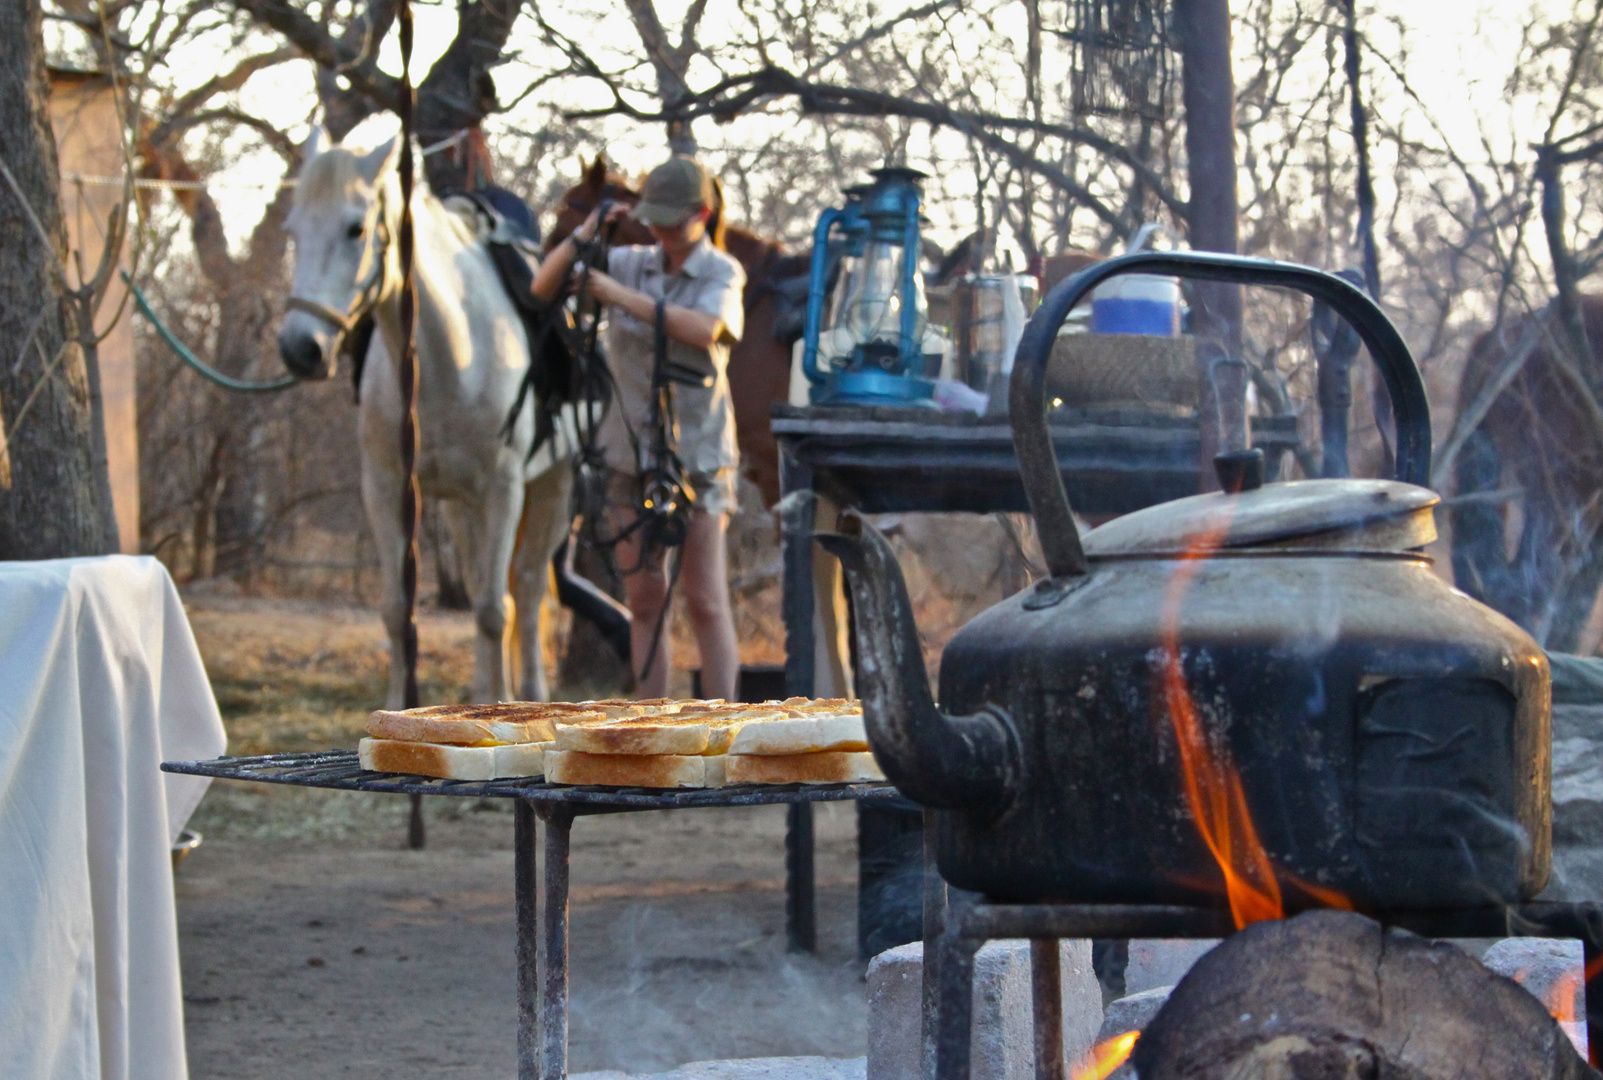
[284,187,393,356]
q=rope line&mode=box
[63,131,467,192]
[122,271,297,392]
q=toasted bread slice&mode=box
[769,697,860,715]
[573,697,723,718]
[366,702,606,745]
[725,751,885,785]
[553,704,788,756]
[543,750,708,788]
[726,712,868,755]
[358,737,550,780]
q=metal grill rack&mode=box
[163,751,904,1080]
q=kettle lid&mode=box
[1081,479,1439,556]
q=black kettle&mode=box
[820,252,1549,912]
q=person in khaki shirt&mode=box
[533,157,743,700]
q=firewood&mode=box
[1131,909,1598,1080]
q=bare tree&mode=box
[0,0,116,558]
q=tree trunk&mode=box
[1132,910,1597,1080]
[0,0,111,559]
[1176,0,1247,478]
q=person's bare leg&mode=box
[680,509,739,701]
[615,519,672,698]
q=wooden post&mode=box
[397,0,425,849]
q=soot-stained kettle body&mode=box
[820,252,1550,911]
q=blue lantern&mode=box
[802,167,936,406]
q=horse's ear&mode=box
[301,124,328,166]
[358,136,399,185]
[583,155,608,191]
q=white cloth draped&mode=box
[0,557,226,1080]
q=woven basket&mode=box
[1047,332,1198,409]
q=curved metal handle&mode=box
[1008,251,1432,578]
[802,207,845,384]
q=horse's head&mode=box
[545,155,653,252]
[278,127,399,380]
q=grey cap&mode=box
[632,156,715,226]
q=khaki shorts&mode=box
[605,467,738,519]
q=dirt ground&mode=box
[177,593,870,1080]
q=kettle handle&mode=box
[1009,251,1432,579]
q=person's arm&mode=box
[530,204,628,302]
[584,272,723,350]
[529,233,580,302]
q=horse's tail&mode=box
[707,175,727,251]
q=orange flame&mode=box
[1548,970,1581,1026]
[1158,524,1353,929]
[1072,1031,1139,1080]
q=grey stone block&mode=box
[1481,938,1587,1057]
[866,939,1102,1080]
[1095,986,1172,1043]
[575,1056,868,1080]
[1123,939,1218,995]
[1552,735,1603,845]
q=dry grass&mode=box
[185,591,479,757]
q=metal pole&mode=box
[786,802,817,952]
[780,473,818,951]
[539,806,574,1080]
[396,0,425,850]
[935,922,979,1080]
[1030,940,1064,1080]
[921,807,947,1080]
[515,800,540,1080]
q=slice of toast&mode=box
[724,751,885,785]
[552,704,789,756]
[358,737,550,780]
[726,713,868,755]
[366,702,606,745]
[543,750,709,788]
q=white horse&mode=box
[276,129,571,707]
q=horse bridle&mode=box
[284,187,393,357]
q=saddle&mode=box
[450,190,600,459]
[344,187,557,408]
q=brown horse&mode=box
[547,157,805,506]
[1450,295,1603,651]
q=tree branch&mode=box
[228,0,401,110]
[146,47,298,150]
[564,65,1181,217]
[561,64,1160,225]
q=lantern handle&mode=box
[802,206,847,386]
[1009,251,1432,579]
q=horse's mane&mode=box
[295,148,375,209]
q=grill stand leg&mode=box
[787,803,817,952]
[409,792,425,848]
[935,916,979,1080]
[1030,939,1064,1080]
[516,799,539,1080]
[780,475,818,954]
[538,806,574,1080]
[921,808,947,1080]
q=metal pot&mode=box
[820,252,1550,911]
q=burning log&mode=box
[1131,910,1598,1080]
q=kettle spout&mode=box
[816,510,1019,812]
